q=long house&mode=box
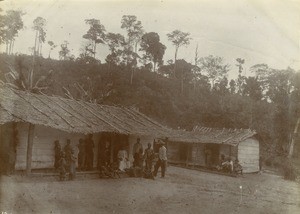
[0,84,179,174]
[0,83,260,174]
[167,126,260,173]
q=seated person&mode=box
[233,159,243,175]
[221,157,233,173]
[118,149,130,171]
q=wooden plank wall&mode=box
[0,123,15,173]
[15,123,99,170]
[238,138,260,173]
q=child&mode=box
[59,152,67,181]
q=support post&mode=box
[26,123,35,175]
[288,118,300,158]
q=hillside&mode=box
[0,53,299,161]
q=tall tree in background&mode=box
[140,32,166,72]
[121,15,144,53]
[33,17,46,56]
[121,15,144,84]
[105,32,125,66]
[2,10,24,55]
[167,30,191,75]
[236,58,245,95]
[198,55,229,88]
[59,41,70,60]
[47,41,56,58]
[83,19,106,59]
[0,8,4,44]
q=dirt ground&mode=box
[0,166,299,214]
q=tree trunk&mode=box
[94,41,97,58]
[130,67,135,85]
[6,42,8,54]
[174,47,178,77]
[181,77,184,94]
[153,61,156,73]
[40,42,43,56]
[11,40,15,55]
[26,123,35,175]
[34,30,38,56]
[288,117,300,158]
[8,40,12,55]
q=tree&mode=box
[140,32,166,72]
[121,15,144,84]
[198,55,229,88]
[121,15,144,53]
[229,79,236,94]
[236,58,246,94]
[59,41,70,60]
[2,10,24,54]
[33,17,46,56]
[243,76,262,101]
[105,33,125,66]
[83,19,106,59]
[47,41,56,58]
[167,30,191,74]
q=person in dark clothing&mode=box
[69,149,77,180]
[85,134,94,170]
[64,139,72,170]
[144,143,154,172]
[132,138,143,167]
[58,152,67,181]
[54,140,61,170]
[77,139,85,171]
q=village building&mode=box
[0,84,178,174]
[167,126,260,173]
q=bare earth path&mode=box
[1,166,299,214]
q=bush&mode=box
[283,161,297,181]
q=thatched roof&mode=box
[0,84,176,137]
[191,126,257,146]
[166,126,256,146]
[0,84,257,145]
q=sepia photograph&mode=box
[0,0,299,213]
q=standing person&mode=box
[58,152,67,181]
[77,139,85,171]
[85,134,94,170]
[153,141,167,178]
[69,148,77,180]
[54,140,61,171]
[132,138,143,167]
[64,139,72,169]
[144,143,154,172]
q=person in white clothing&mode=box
[153,141,167,178]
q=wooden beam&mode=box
[26,123,35,175]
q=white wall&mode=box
[238,137,260,173]
[15,123,99,170]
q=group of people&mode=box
[217,154,243,175]
[54,134,95,181]
[54,139,76,181]
[132,138,167,178]
[54,136,168,180]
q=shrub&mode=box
[283,160,297,181]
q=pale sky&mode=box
[1,0,300,78]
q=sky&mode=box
[1,0,300,79]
